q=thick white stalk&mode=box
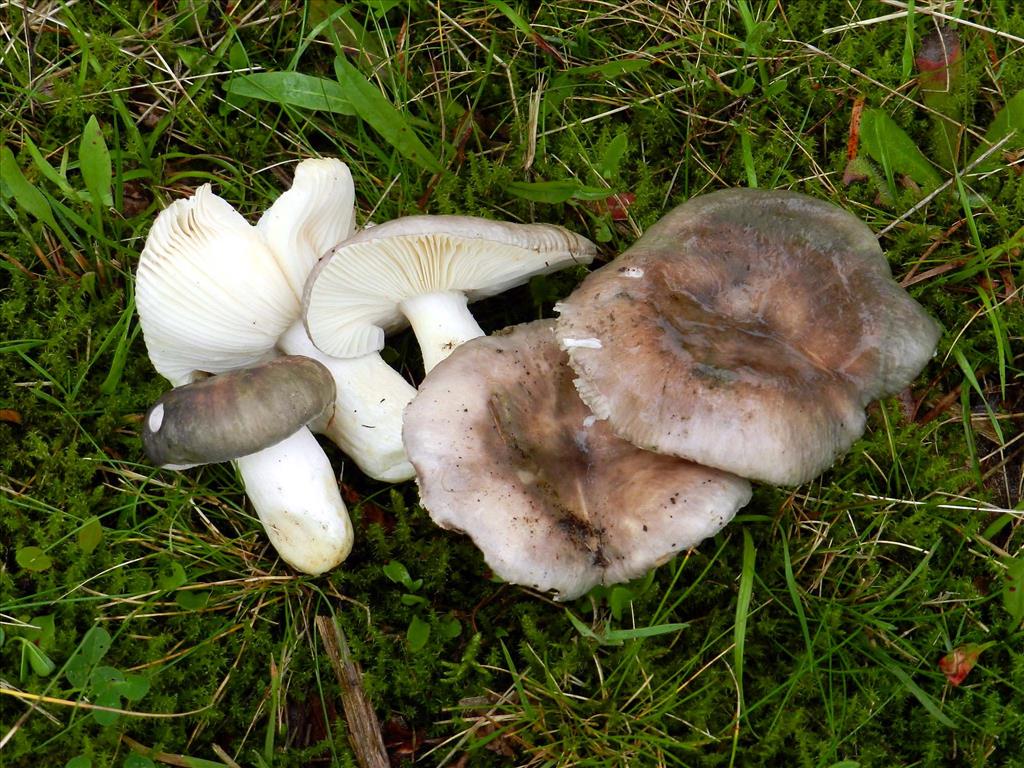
[278,322,415,482]
[234,427,353,574]
[400,291,485,373]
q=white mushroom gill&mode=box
[303,215,597,372]
[136,186,298,386]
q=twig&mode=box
[315,615,389,768]
[211,744,243,768]
[121,734,229,768]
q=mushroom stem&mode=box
[399,291,486,373]
[234,427,353,574]
[277,322,416,482]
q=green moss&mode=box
[2,1,1024,765]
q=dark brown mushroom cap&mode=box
[555,188,942,485]
[142,356,336,468]
[402,320,751,600]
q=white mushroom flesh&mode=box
[236,427,353,575]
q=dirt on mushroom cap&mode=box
[402,319,751,600]
[555,189,941,486]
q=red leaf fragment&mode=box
[939,642,992,686]
[847,94,866,162]
[0,409,22,424]
[588,192,636,221]
[915,27,962,90]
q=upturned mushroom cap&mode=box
[303,215,597,360]
[402,320,751,600]
[136,185,299,386]
[256,159,356,299]
[142,356,336,468]
[555,188,942,485]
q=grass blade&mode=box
[79,116,113,208]
[866,648,956,728]
[223,72,356,115]
[23,135,78,199]
[1,146,58,229]
[334,56,444,174]
[735,529,757,712]
[953,347,1004,444]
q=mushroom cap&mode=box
[142,356,336,468]
[402,320,751,600]
[256,158,356,300]
[555,188,942,485]
[136,185,299,386]
[136,159,357,387]
[303,215,597,359]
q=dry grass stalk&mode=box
[315,615,389,768]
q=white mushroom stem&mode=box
[234,427,353,575]
[399,291,486,373]
[277,322,416,482]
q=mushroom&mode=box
[555,188,942,485]
[142,357,353,574]
[136,159,417,482]
[303,215,597,373]
[402,320,752,600]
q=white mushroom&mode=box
[303,215,597,373]
[136,159,416,481]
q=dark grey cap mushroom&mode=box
[143,355,336,468]
[141,355,353,575]
[555,188,942,485]
[402,320,751,600]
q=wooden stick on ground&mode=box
[314,615,390,768]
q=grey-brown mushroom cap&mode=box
[142,356,336,468]
[555,188,942,486]
[402,320,752,601]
